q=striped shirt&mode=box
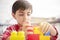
[2,24,58,40]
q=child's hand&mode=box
[22,21,31,31]
[6,37,10,40]
[22,21,33,36]
[39,22,57,36]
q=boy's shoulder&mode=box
[6,24,19,31]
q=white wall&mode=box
[28,0,60,18]
[0,0,16,23]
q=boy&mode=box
[2,0,58,40]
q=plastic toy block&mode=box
[40,36,50,40]
[10,31,18,40]
[27,34,39,40]
[33,27,43,36]
[45,31,50,36]
[17,31,25,40]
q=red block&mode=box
[27,34,39,40]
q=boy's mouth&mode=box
[23,21,31,26]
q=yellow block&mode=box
[10,31,18,40]
[33,27,43,36]
[40,36,50,40]
[17,31,25,40]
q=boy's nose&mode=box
[23,15,28,22]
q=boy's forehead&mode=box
[18,9,32,12]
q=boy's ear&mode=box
[12,13,16,19]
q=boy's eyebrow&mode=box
[19,9,24,11]
[18,10,24,13]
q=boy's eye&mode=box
[27,12,31,16]
[27,13,31,16]
[19,14,24,16]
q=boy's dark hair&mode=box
[12,0,32,14]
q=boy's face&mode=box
[12,9,32,26]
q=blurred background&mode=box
[0,0,60,40]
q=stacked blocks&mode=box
[33,27,50,40]
[10,31,25,40]
[10,26,50,40]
